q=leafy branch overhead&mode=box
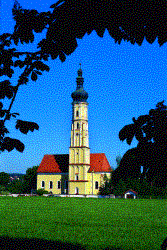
[0,137,24,152]
[12,0,167,63]
[0,80,15,99]
[16,120,39,134]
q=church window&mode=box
[57,181,61,189]
[49,181,53,189]
[77,123,79,129]
[76,133,79,136]
[75,174,79,180]
[41,181,45,188]
[76,111,79,117]
[95,181,98,189]
[75,187,79,194]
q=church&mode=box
[37,65,113,195]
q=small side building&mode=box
[124,189,137,199]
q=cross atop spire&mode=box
[77,63,83,77]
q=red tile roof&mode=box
[88,153,113,173]
[37,153,113,173]
[37,154,69,173]
[123,189,138,195]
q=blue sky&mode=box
[0,0,167,174]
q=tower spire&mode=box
[71,64,88,103]
[69,65,90,195]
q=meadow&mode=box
[0,197,166,250]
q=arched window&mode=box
[41,181,45,188]
[49,181,53,189]
[95,181,98,189]
[76,111,79,117]
[57,181,61,189]
[75,174,79,180]
[77,123,79,129]
[75,187,79,194]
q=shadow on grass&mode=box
[0,236,86,250]
[161,237,167,250]
[103,247,124,250]
[0,236,125,250]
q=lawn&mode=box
[0,197,166,250]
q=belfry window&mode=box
[75,174,79,180]
[77,123,79,129]
[95,181,98,189]
[41,181,45,188]
[76,111,79,117]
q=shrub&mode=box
[36,189,49,196]
[0,190,10,195]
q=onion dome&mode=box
[71,63,88,103]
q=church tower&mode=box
[68,64,90,195]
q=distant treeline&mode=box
[9,173,25,178]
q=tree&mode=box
[0,172,10,187]
[116,155,122,168]
[23,166,38,193]
[99,174,111,195]
[113,179,127,197]
[7,178,25,194]
[113,101,167,189]
[1,0,167,152]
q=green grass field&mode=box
[0,197,166,250]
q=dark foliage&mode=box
[13,0,167,62]
[23,166,38,193]
[0,172,10,187]
[16,120,39,134]
[1,1,167,153]
[116,155,122,168]
[7,178,25,194]
[0,80,15,99]
[99,173,167,198]
[36,188,49,196]
[0,137,24,152]
[113,101,167,188]
[7,166,38,194]
[161,237,167,250]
